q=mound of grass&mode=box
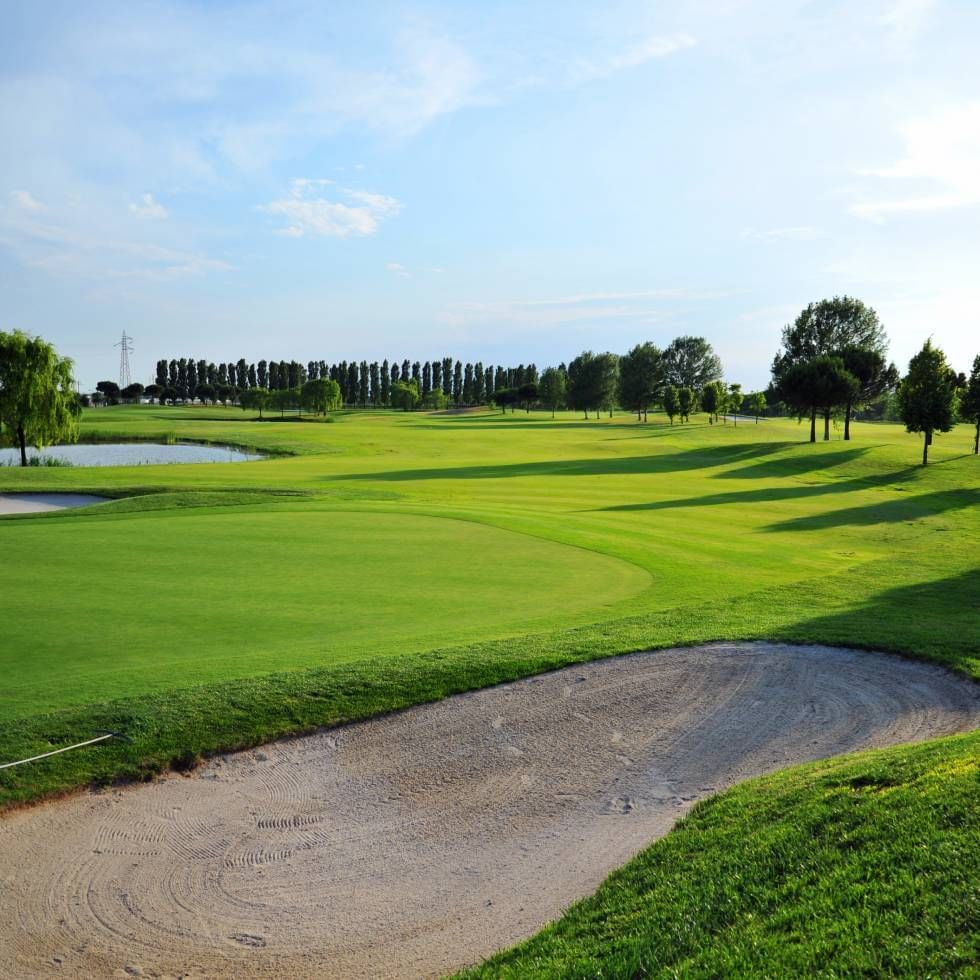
[464,731,980,977]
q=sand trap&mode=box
[0,493,107,514]
[1,642,977,978]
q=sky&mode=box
[1,0,978,391]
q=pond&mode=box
[0,443,264,467]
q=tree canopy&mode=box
[663,337,723,390]
[619,342,664,421]
[898,340,956,465]
[959,354,980,455]
[0,330,79,466]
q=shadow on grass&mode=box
[784,567,980,665]
[335,442,797,483]
[714,446,875,480]
[765,488,980,531]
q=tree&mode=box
[663,336,722,390]
[775,297,887,370]
[662,385,680,425]
[301,378,341,415]
[452,361,463,405]
[96,380,121,404]
[144,383,162,403]
[700,382,719,424]
[196,382,216,405]
[960,354,980,455]
[897,340,956,465]
[746,391,767,422]
[777,356,859,443]
[773,297,888,439]
[538,367,567,418]
[494,387,516,413]
[618,342,663,421]
[422,387,448,409]
[518,382,538,413]
[837,346,898,441]
[0,330,79,466]
[257,360,268,389]
[380,359,391,406]
[677,386,693,422]
[239,388,269,418]
[391,378,421,411]
[568,351,619,419]
[159,385,178,406]
[728,383,743,426]
[121,382,144,403]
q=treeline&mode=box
[132,335,726,414]
[143,356,544,409]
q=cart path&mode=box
[2,642,978,979]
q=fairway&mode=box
[0,508,649,717]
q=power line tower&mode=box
[115,331,134,389]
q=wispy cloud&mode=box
[0,196,231,281]
[128,193,168,219]
[385,262,411,278]
[880,0,937,50]
[259,180,402,238]
[850,102,980,221]
[575,33,697,81]
[439,287,736,332]
[10,190,45,212]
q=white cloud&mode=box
[573,33,696,82]
[0,196,231,281]
[10,190,45,211]
[260,180,402,238]
[438,287,737,332]
[850,102,980,221]
[128,193,168,219]
[385,262,411,277]
[880,0,937,50]
[740,226,819,242]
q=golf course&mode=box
[1,404,978,975]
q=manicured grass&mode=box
[0,405,977,972]
[463,730,980,978]
[0,406,977,792]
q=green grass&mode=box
[0,405,977,972]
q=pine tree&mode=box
[898,340,957,465]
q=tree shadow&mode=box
[782,568,980,669]
[713,446,875,480]
[596,467,924,515]
[334,442,797,483]
[764,488,980,532]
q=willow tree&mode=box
[0,330,78,466]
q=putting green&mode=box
[0,508,650,719]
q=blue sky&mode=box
[1,0,978,390]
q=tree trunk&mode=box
[809,408,816,443]
[844,400,852,441]
[17,424,28,467]
[823,409,830,441]
[974,420,979,454]
[922,431,930,465]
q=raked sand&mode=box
[1,642,978,978]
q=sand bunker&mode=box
[1,642,977,978]
[0,493,107,514]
